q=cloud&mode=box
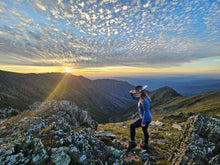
[0,0,219,70]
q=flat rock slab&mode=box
[95,131,116,140]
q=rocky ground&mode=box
[0,100,123,164]
[0,100,219,165]
[98,114,220,165]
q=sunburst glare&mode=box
[61,67,76,73]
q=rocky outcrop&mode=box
[0,100,125,164]
[169,114,220,165]
[28,100,98,130]
[0,128,125,165]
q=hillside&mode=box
[112,86,220,122]
[0,70,135,123]
[153,91,220,119]
[150,86,182,109]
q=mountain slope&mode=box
[157,91,220,118]
[149,86,182,110]
[0,70,134,123]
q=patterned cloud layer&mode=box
[0,0,219,68]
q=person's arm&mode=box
[130,93,139,100]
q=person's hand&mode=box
[130,90,134,94]
[141,124,146,127]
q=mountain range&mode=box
[1,70,219,123]
[0,70,135,123]
[115,76,220,96]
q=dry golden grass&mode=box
[0,109,37,125]
[124,156,143,165]
[39,125,52,134]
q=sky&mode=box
[0,0,219,77]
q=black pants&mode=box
[130,118,151,144]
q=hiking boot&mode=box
[128,141,137,150]
[140,142,149,150]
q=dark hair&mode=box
[135,86,142,93]
[135,85,151,103]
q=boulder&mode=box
[169,114,220,165]
[95,131,116,140]
[150,120,164,127]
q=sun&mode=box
[61,67,76,73]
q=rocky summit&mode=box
[169,114,220,165]
[0,100,124,165]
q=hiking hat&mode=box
[134,85,148,93]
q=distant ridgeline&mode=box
[115,76,220,96]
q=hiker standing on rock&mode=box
[128,85,152,150]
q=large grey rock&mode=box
[169,114,220,165]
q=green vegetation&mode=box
[152,91,220,120]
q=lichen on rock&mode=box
[0,100,125,165]
[169,114,220,165]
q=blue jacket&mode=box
[131,93,152,125]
